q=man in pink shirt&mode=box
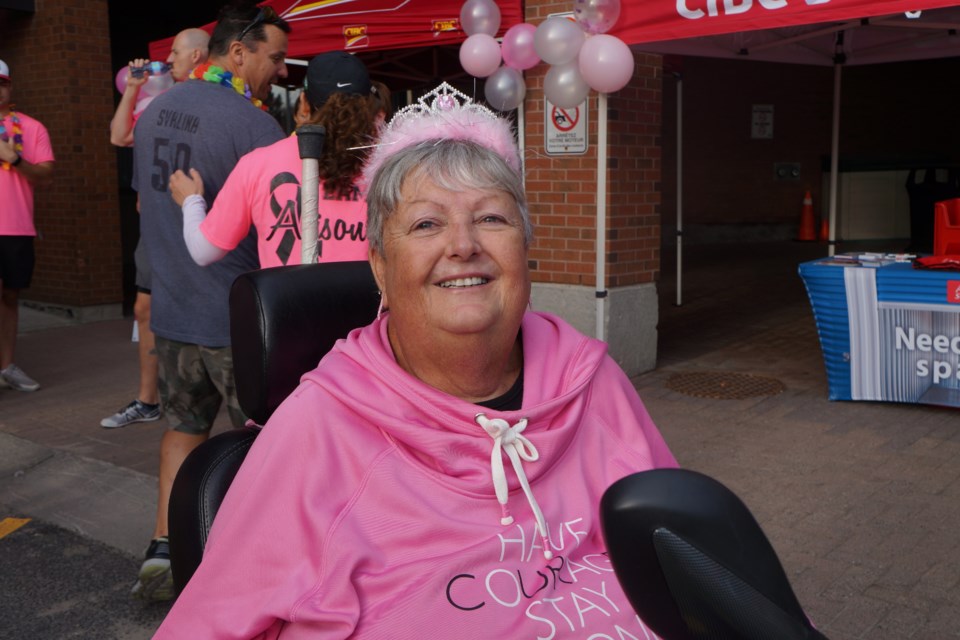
[0,59,55,393]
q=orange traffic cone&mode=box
[819,217,829,242]
[796,189,816,241]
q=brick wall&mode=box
[524,0,662,289]
[1,0,122,307]
[607,53,661,287]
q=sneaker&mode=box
[0,364,40,392]
[131,537,174,602]
[100,399,161,428]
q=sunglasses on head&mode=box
[237,6,281,43]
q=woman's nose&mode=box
[447,220,481,258]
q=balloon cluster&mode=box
[459,0,633,111]
[114,64,175,116]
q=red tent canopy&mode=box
[149,0,523,61]
[612,0,960,47]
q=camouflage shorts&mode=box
[155,336,247,435]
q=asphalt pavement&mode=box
[2,240,959,639]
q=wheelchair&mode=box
[167,260,827,640]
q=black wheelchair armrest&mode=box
[168,426,261,594]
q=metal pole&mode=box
[676,75,683,307]
[828,63,841,257]
[828,34,845,257]
[596,92,608,342]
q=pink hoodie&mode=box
[155,311,677,639]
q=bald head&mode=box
[167,28,210,81]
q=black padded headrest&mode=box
[229,262,379,426]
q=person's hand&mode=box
[0,135,19,164]
[126,58,151,90]
[169,168,204,206]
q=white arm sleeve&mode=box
[181,194,229,266]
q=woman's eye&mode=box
[413,220,436,231]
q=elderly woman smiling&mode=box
[154,83,677,640]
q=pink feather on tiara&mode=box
[362,82,521,187]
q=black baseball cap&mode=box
[304,51,372,108]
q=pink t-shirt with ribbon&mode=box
[200,134,368,268]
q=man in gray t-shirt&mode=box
[129,1,290,602]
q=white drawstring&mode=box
[475,413,552,560]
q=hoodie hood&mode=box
[302,310,607,502]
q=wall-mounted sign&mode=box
[545,98,588,156]
[751,104,774,139]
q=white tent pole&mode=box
[596,92,608,342]
[517,97,525,176]
[828,61,842,257]
[676,74,683,307]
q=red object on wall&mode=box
[149,0,523,61]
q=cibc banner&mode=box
[800,258,960,407]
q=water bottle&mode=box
[130,61,171,79]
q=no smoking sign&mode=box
[545,98,588,155]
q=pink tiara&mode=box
[362,82,521,186]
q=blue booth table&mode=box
[799,258,960,407]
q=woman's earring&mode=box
[376,291,385,317]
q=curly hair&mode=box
[302,92,378,200]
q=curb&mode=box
[0,431,156,558]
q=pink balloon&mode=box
[501,23,540,70]
[459,33,502,79]
[115,66,130,94]
[578,34,635,94]
[140,71,174,98]
[133,95,156,116]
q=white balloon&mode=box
[484,66,526,111]
[140,72,174,98]
[460,0,501,37]
[573,0,622,35]
[544,61,590,109]
[534,17,585,66]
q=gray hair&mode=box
[366,139,533,255]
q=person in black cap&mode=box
[169,51,387,268]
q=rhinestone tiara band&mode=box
[363,82,521,186]
[392,82,497,127]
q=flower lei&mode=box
[0,110,24,171]
[189,63,266,111]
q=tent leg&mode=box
[828,61,842,257]
[676,74,683,307]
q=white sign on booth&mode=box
[545,98,588,155]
